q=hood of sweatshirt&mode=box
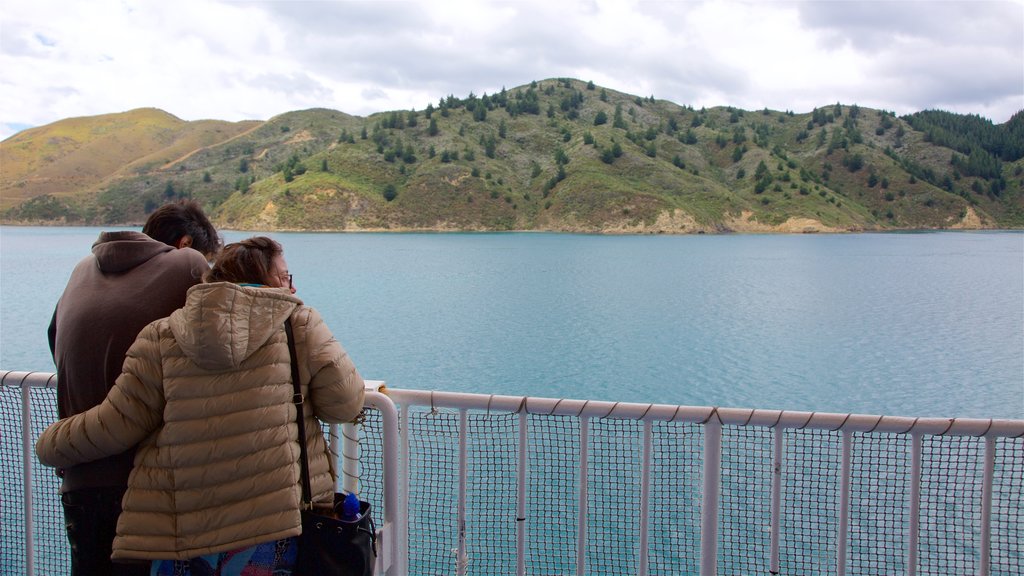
[91,231,177,274]
[168,282,302,371]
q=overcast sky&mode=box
[2,0,1022,141]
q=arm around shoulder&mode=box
[35,322,167,468]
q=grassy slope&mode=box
[3,80,1021,231]
[0,108,258,214]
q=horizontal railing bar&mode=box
[5,370,1022,437]
[384,388,1024,438]
[1,371,57,389]
[0,370,386,392]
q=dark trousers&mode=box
[61,487,150,576]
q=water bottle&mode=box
[340,492,361,522]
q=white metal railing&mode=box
[3,370,1023,575]
[0,370,402,576]
[382,389,1024,576]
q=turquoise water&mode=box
[2,227,1022,419]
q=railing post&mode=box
[770,426,783,574]
[838,431,852,576]
[21,374,35,576]
[340,422,359,494]
[457,408,469,576]
[577,415,590,576]
[908,432,922,576]
[517,410,528,576]
[978,436,995,576]
[638,419,652,576]
[399,403,410,576]
[363,389,401,576]
[700,417,722,576]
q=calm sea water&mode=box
[1,227,1022,419]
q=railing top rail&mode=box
[0,370,388,395]
[386,388,1024,438]
[5,370,1023,438]
[1,370,57,389]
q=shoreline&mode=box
[2,221,1020,235]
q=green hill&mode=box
[3,79,1022,232]
[0,108,260,219]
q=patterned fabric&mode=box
[150,537,298,576]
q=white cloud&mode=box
[1,0,1021,141]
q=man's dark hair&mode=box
[205,236,282,286]
[142,200,222,257]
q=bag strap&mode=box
[285,318,314,508]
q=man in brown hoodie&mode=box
[47,200,221,576]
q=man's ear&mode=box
[175,235,193,249]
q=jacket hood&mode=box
[92,231,176,274]
[168,282,302,371]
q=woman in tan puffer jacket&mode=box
[36,236,365,574]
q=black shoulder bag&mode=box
[285,319,377,576]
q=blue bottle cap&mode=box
[342,492,361,520]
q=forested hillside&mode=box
[3,79,1022,232]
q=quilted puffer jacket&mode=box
[36,282,365,560]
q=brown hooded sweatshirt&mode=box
[47,230,209,492]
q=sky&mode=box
[1,0,1022,141]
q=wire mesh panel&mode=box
[526,413,580,575]
[0,384,68,576]
[585,418,643,576]
[0,384,28,576]
[991,436,1023,576]
[357,409,386,520]
[6,375,1024,576]
[406,407,461,575]
[919,435,983,575]
[780,428,840,575]
[849,432,909,575]
[648,420,702,575]
[718,425,773,575]
[465,412,519,575]
[29,387,66,576]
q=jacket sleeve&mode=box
[296,307,365,423]
[35,322,167,468]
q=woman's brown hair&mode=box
[204,236,282,286]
